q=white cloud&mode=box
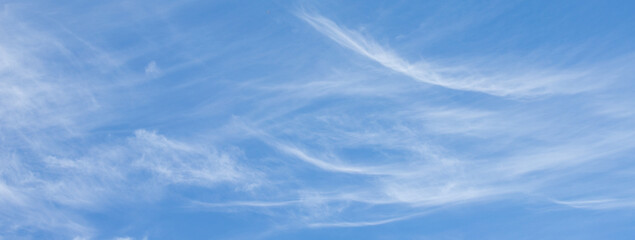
[308,212,427,228]
[144,61,160,76]
[0,129,260,237]
[553,198,635,210]
[297,11,597,97]
[2,2,635,238]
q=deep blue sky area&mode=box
[2,1,635,239]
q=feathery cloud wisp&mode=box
[298,11,595,97]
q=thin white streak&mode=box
[553,199,635,210]
[308,212,428,228]
[297,11,586,97]
[191,200,302,208]
[273,143,372,174]
[237,123,390,175]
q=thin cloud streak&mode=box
[553,199,635,210]
[297,11,593,97]
[308,211,429,228]
[191,200,302,208]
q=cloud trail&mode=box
[298,11,593,97]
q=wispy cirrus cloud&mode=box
[176,10,635,230]
[3,1,635,239]
[297,11,603,97]
[0,5,259,237]
[1,129,260,238]
[553,198,635,210]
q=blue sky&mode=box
[2,0,635,239]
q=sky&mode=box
[1,0,635,239]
